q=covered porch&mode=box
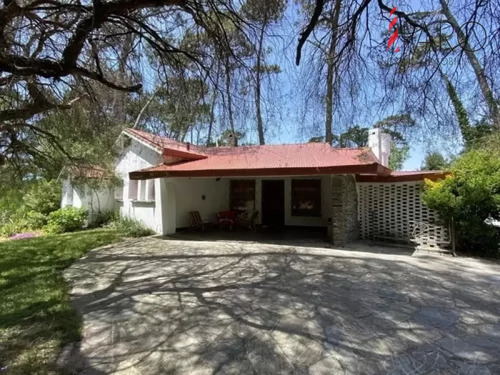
[152,174,359,246]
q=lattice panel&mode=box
[357,182,449,249]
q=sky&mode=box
[251,0,472,170]
[241,0,435,170]
[139,0,478,170]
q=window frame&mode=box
[230,180,256,211]
[291,179,322,217]
[128,179,155,202]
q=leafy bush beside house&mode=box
[0,180,62,237]
[23,180,62,216]
[106,215,155,237]
[45,207,87,234]
[422,148,500,256]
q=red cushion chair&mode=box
[217,210,238,230]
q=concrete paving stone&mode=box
[413,307,460,329]
[61,237,500,374]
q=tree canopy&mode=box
[0,0,499,176]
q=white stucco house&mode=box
[61,128,448,248]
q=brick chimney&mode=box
[368,128,391,168]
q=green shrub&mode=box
[107,215,154,237]
[0,180,61,236]
[422,148,500,256]
[0,216,30,237]
[26,210,48,229]
[45,207,87,234]
[23,180,62,216]
[0,189,25,225]
[88,210,115,228]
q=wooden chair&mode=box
[189,211,211,232]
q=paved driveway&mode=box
[63,238,500,374]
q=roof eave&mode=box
[122,129,162,154]
[356,171,449,183]
[129,163,384,180]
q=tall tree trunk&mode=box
[255,23,266,145]
[132,89,158,129]
[224,57,236,133]
[438,68,473,147]
[207,89,218,146]
[324,0,341,145]
[439,0,499,129]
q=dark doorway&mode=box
[262,180,285,227]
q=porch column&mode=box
[331,175,359,246]
[155,178,176,235]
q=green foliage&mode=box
[328,116,414,170]
[422,147,500,255]
[23,180,62,216]
[88,210,116,228]
[107,215,154,237]
[422,152,450,171]
[208,130,247,146]
[308,136,324,143]
[0,214,30,237]
[0,189,24,228]
[242,0,285,24]
[332,126,369,147]
[0,229,124,374]
[26,210,48,229]
[374,114,416,130]
[133,78,211,141]
[443,75,472,146]
[389,144,410,170]
[0,180,61,236]
[45,207,87,234]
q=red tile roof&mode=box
[125,129,446,181]
[124,128,206,160]
[128,137,390,178]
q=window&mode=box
[230,180,255,211]
[128,180,155,202]
[128,180,138,200]
[291,179,321,217]
[146,180,155,201]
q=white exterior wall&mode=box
[61,178,114,214]
[168,175,332,230]
[115,137,163,232]
[170,178,230,228]
[61,178,73,207]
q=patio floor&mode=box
[62,237,500,374]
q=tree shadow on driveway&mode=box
[62,238,500,374]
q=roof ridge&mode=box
[124,128,207,154]
[125,129,373,152]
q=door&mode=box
[261,180,285,226]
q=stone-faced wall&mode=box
[331,175,359,246]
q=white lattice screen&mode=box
[357,182,449,249]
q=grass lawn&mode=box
[0,229,125,374]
